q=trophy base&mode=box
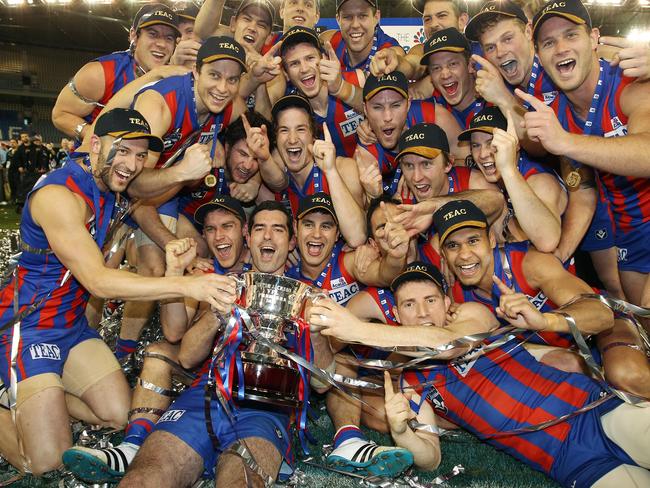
[234,354,302,409]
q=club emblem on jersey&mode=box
[617,248,628,263]
[595,229,607,240]
[605,117,627,138]
[191,190,208,199]
[198,124,217,144]
[426,385,447,414]
[164,127,183,151]
[339,109,363,138]
[542,91,558,104]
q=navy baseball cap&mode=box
[194,195,247,225]
[197,36,248,72]
[134,4,180,37]
[433,200,488,244]
[421,27,471,66]
[363,72,409,101]
[95,108,163,153]
[297,192,338,225]
[458,106,507,141]
[391,261,445,293]
[271,94,313,120]
[397,123,450,161]
[465,0,528,42]
[532,0,592,41]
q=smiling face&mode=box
[336,0,380,56]
[231,4,273,54]
[203,209,245,269]
[133,25,178,71]
[280,0,320,29]
[94,136,149,193]
[422,0,466,38]
[275,107,314,174]
[194,59,243,114]
[470,131,501,183]
[441,227,495,290]
[247,209,294,274]
[479,18,534,87]
[394,279,449,327]
[283,43,323,98]
[364,90,409,150]
[226,139,260,183]
[400,152,452,202]
[428,51,473,108]
[536,17,598,93]
[297,211,339,273]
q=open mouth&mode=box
[382,127,395,137]
[301,74,317,88]
[442,81,459,97]
[260,245,276,261]
[286,147,303,162]
[209,92,228,106]
[306,241,324,257]
[243,34,256,44]
[458,263,479,276]
[236,167,252,180]
[151,51,166,61]
[414,183,430,195]
[349,32,364,42]
[216,243,232,259]
[556,58,576,75]
[500,59,517,76]
[114,168,132,183]
[293,15,306,24]
[480,161,496,173]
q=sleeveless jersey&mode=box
[402,334,619,479]
[433,95,486,129]
[361,100,438,196]
[287,241,361,305]
[314,81,363,158]
[363,286,398,325]
[508,55,558,106]
[275,163,330,217]
[134,73,233,169]
[85,51,138,124]
[550,60,650,235]
[330,26,400,74]
[0,156,115,332]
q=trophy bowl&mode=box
[233,272,322,408]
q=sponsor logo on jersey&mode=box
[328,281,360,305]
[426,385,448,414]
[29,343,61,360]
[339,109,363,138]
[158,409,186,422]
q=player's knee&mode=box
[539,349,587,374]
[142,342,178,372]
[137,260,166,278]
[26,453,64,477]
[606,357,650,396]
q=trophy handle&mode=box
[229,273,246,298]
[306,289,328,303]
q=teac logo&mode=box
[404,132,425,142]
[129,117,147,128]
[429,35,448,47]
[473,114,494,123]
[219,42,240,53]
[312,196,330,204]
[481,4,497,13]
[443,208,467,221]
[378,74,398,83]
[543,2,566,14]
[151,10,174,21]
[407,264,428,272]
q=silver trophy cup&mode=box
[233,272,323,408]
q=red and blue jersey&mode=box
[361,100,438,196]
[275,164,330,216]
[261,31,283,55]
[450,241,572,349]
[85,51,139,124]
[178,167,230,224]
[433,96,486,129]
[550,61,650,235]
[287,241,361,305]
[134,73,233,169]
[330,26,401,74]
[0,156,115,332]
[401,334,621,484]
[509,55,558,107]
[363,286,398,325]
[314,92,363,158]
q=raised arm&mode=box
[193,0,227,40]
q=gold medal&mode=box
[204,174,217,188]
[565,170,581,190]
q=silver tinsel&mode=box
[0,230,20,286]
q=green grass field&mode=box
[0,209,559,488]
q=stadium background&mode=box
[0,1,648,486]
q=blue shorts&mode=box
[580,198,615,252]
[550,398,638,488]
[154,386,292,479]
[0,316,100,385]
[157,197,179,219]
[614,221,650,273]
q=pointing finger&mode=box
[492,275,515,295]
[322,122,332,143]
[514,88,546,111]
[504,109,517,137]
[384,370,394,399]
[241,113,251,136]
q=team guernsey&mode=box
[330,26,400,74]
[434,96,486,129]
[512,55,559,107]
[178,167,230,225]
[276,164,330,217]
[401,335,631,487]
[0,156,113,383]
[549,60,650,273]
[287,241,361,305]
[360,100,438,196]
[364,286,398,325]
[85,51,139,124]
[135,73,233,170]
